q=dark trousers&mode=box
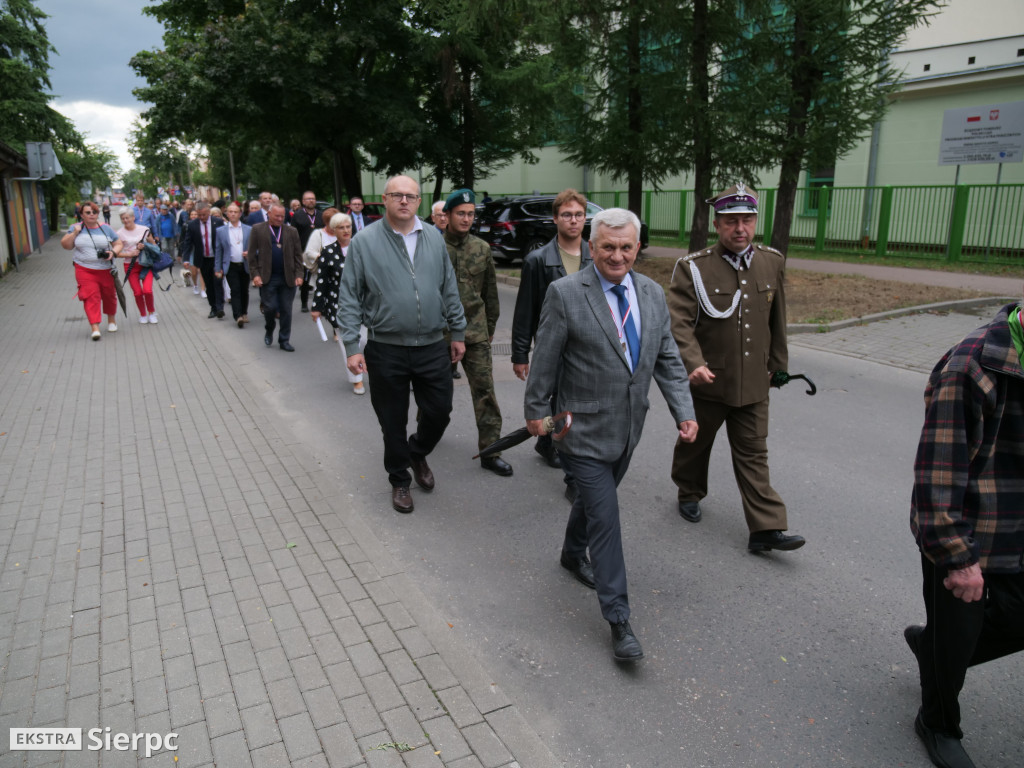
[916,555,1024,736]
[560,451,633,624]
[363,340,453,488]
[671,397,787,532]
[226,262,250,320]
[300,269,312,309]
[260,273,295,343]
[198,255,223,312]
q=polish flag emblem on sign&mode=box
[967,115,981,122]
[990,110,1000,120]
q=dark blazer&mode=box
[182,217,223,261]
[289,207,322,250]
[246,208,269,225]
[214,222,252,275]
[248,222,303,285]
[511,238,591,364]
[525,265,695,463]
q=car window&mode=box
[497,207,511,223]
[586,202,603,217]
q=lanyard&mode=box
[270,225,282,247]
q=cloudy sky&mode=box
[37,0,166,180]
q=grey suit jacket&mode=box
[524,265,695,463]
[214,222,252,275]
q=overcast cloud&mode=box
[37,0,166,179]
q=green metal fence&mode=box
[581,184,1024,263]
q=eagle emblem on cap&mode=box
[736,182,747,195]
[462,192,470,203]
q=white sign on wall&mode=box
[939,101,1024,165]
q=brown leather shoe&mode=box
[410,457,434,491]
[392,486,414,513]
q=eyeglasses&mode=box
[452,211,475,219]
[558,212,586,221]
[385,193,420,202]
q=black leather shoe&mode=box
[748,530,806,552]
[535,441,561,468]
[904,625,923,661]
[237,318,244,328]
[915,710,976,768]
[301,305,309,313]
[216,310,225,319]
[564,482,578,503]
[410,456,434,491]
[392,486,414,514]
[279,342,295,352]
[208,309,217,318]
[264,334,273,346]
[480,456,513,476]
[610,620,644,662]
[678,501,702,523]
[559,551,596,589]
[451,364,461,379]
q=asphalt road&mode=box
[194,280,1023,768]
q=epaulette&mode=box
[756,243,784,258]
[680,247,714,263]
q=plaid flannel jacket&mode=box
[910,303,1024,573]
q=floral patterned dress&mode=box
[312,241,347,329]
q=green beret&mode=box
[443,188,475,212]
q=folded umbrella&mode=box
[474,411,572,459]
[110,264,127,315]
[770,371,817,395]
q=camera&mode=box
[97,249,113,260]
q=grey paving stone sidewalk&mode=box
[0,241,556,767]
[789,301,1009,373]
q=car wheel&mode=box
[525,238,546,254]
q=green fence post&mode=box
[761,189,774,246]
[678,190,687,241]
[643,190,652,231]
[947,185,970,262]
[875,186,893,256]
[814,187,830,253]
[614,190,622,209]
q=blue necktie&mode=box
[610,284,639,371]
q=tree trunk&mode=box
[625,0,643,216]
[336,144,361,201]
[459,62,475,189]
[332,151,344,206]
[687,0,712,252]
[432,167,445,203]
[770,7,819,254]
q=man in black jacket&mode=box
[511,189,592,499]
[182,202,225,317]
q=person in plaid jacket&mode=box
[905,294,1024,768]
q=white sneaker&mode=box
[139,315,149,324]
[201,290,207,298]
[91,330,101,341]
[193,285,200,295]
[107,322,118,332]
[148,313,158,324]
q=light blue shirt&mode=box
[595,266,641,370]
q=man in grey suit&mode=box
[525,208,698,662]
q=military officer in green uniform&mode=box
[667,183,805,553]
[443,188,513,476]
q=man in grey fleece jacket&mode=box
[338,176,468,513]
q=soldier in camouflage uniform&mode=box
[443,189,513,476]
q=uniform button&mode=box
[744,351,749,356]
[741,279,747,285]
[766,284,771,288]
[746,338,751,342]
[714,288,720,293]
[744,324,750,329]
[743,294,749,299]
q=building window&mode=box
[1017,48,1023,57]
[923,63,931,71]
[968,56,976,64]
[802,167,835,216]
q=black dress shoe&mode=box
[301,305,309,313]
[748,530,806,552]
[915,710,976,768]
[678,501,702,523]
[480,456,513,476]
[564,482,579,503]
[410,456,434,491]
[904,625,924,661]
[559,551,596,589]
[279,341,295,352]
[264,334,273,346]
[217,310,225,319]
[208,309,217,318]
[610,620,644,662]
[452,369,461,379]
[535,441,561,468]
[392,486,414,514]
[237,318,245,328]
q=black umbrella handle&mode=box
[789,373,817,396]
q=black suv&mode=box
[472,195,647,263]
